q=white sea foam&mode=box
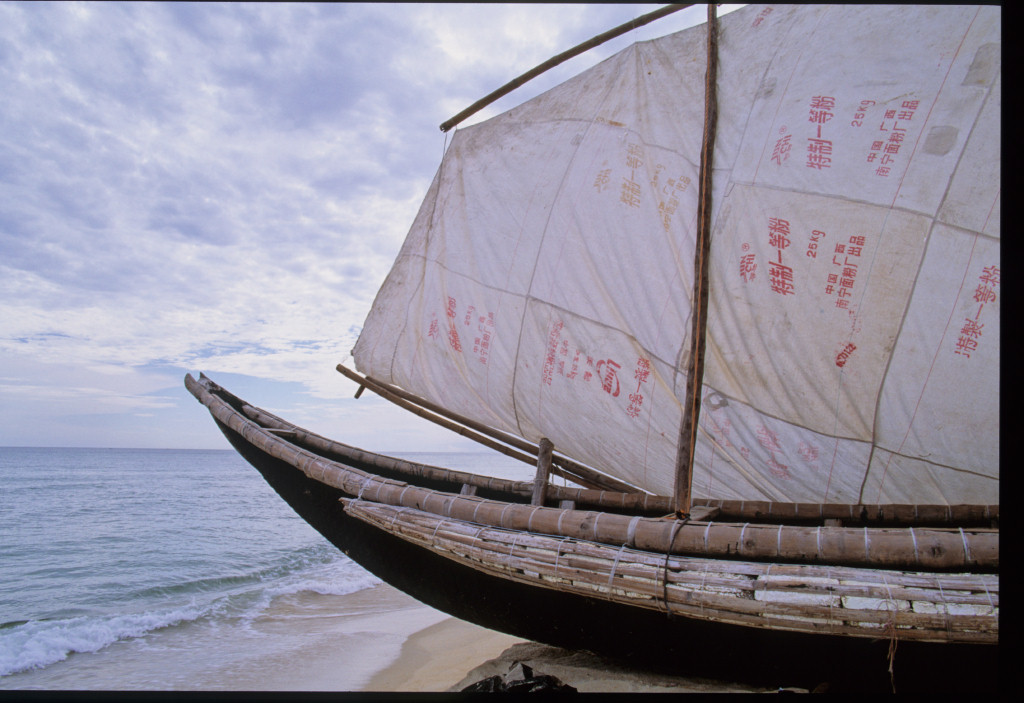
[264,558,382,598]
[0,604,207,677]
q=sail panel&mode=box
[354,5,1000,504]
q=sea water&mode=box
[0,447,532,690]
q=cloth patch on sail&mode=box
[354,4,999,505]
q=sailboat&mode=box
[186,4,999,690]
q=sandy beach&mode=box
[359,585,773,694]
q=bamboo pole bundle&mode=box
[690,499,999,526]
[340,499,997,644]
[184,375,999,573]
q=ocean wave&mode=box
[0,604,207,677]
[0,553,382,677]
[130,545,380,604]
[262,557,381,598]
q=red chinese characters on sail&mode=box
[824,235,865,311]
[427,296,499,364]
[445,296,463,352]
[756,425,791,479]
[740,251,757,283]
[806,96,835,170]
[620,142,643,208]
[626,358,651,418]
[474,311,495,365]
[849,99,875,128]
[657,174,690,232]
[751,6,773,27]
[540,320,651,419]
[797,441,820,471]
[954,265,999,359]
[770,129,792,166]
[805,229,826,259]
[835,342,857,368]
[596,359,621,397]
[767,217,794,295]
[542,321,565,385]
[867,100,919,177]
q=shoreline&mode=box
[362,616,525,692]
[359,593,773,694]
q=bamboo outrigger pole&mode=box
[673,4,719,518]
[439,4,693,132]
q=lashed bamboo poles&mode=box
[342,499,998,644]
[337,363,638,493]
[439,4,693,132]
[674,3,719,517]
[185,375,999,572]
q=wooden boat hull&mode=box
[191,376,997,692]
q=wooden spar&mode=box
[337,363,638,493]
[186,374,1000,572]
[673,4,719,517]
[532,438,554,506]
[439,4,693,132]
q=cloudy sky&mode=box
[0,2,730,451]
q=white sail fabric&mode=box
[354,5,1000,504]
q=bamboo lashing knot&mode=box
[507,533,521,576]
[698,563,711,618]
[430,518,448,543]
[527,506,543,532]
[935,577,953,638]
[625,515,641,548]
[608,543,629,588]
[553,536,572,576]
[357,476,374,500]
[662,516,688,617]
[959,527,971,565]
[398,484,412,507]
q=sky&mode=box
[0,2,733,451]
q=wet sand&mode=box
[360,586,774,693]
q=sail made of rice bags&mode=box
[354,5,1000,504]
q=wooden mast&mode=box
[673,4,719,517]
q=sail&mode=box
[354,5,1000,505]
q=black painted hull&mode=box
[212,416,997,693]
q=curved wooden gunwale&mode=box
[185,374,997,574]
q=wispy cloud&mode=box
[0,3,712,448]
